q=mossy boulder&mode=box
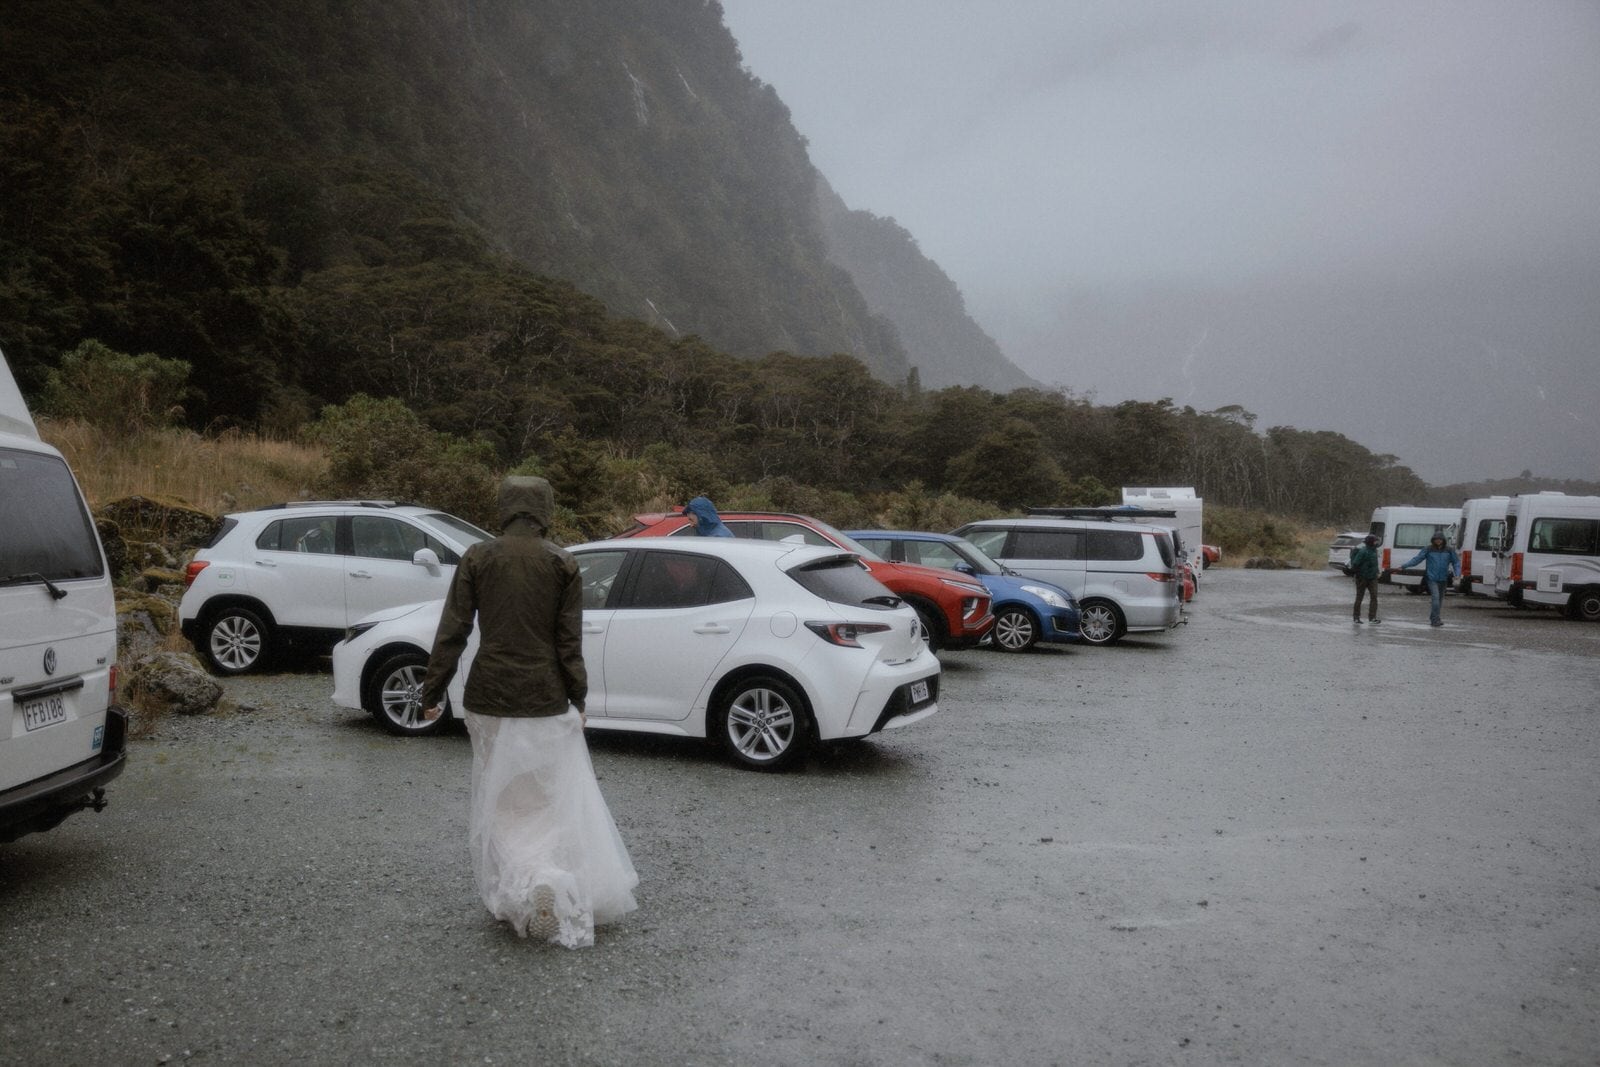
[97,496,220,550]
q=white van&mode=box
[1368,505,1459,592]
[1454,496,1509,596]
[0,351,127,843]
[1492,493,1600,621]
[1121,487,1204,574]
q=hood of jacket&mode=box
[682,496,730,535]
[499,476,554,533]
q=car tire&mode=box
[367,651,446,737]
[1404,583,1427,596]
[1568,586,1600,623]
[713,675,810,771]
[990,606,1039,652]
[908,601,944,652]
[203,605,272,675]
[1077,599,1125,646]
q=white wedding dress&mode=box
[464,708,638,947]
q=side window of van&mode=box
[1086,529,1143,562]
[1529,518,1600,556]
[1012,529,1084,560]
[0,448,105,580]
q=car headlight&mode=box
[343,621,380,644]
[1020,585,1070,609]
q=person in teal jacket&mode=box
[1401,533,1460,627]
[1348,534,1382,624]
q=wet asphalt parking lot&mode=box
[2,568,1597,1066]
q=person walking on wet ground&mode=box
[1399,533,1461,628]
[420,476,638,947]
[1349,533,1382,624]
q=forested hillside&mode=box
[0,0,1429,527]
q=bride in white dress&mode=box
[420,476,637,947]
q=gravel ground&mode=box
[2,569,1597,1066]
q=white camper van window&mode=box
[0,448,105,581]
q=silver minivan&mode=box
[953,517,1182,645]
[1,351,127,843]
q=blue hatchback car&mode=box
[846,530,1081,652]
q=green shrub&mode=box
[39,340,191,436]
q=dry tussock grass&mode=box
[38,419,326,513]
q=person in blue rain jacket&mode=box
[682,496,733,537]
[1400,533,1460,628]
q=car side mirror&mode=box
[954,562,976,575]
[412,547,442,571]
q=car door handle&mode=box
[693,623,731,635]
[582,623,605,634]
[254,559,277,568]
[348,570,373,579]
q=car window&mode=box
[785,556,898,609]
[1012,529,1084,561]
[853,537,896,559]
[904,540,965,570]
[625,551,744,609]
[962,528,1010,558]
[1473,519,1505,552]
[753,522,834,548]
[1394,522,1451,550]
[576,550,628,609]
[257,516,338,554]
[1529,517,1600,555]
[1085,529,1146,562]
[0,447,105,581]
[351,516,431,562]
[416,511,492,547]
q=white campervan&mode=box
[1368,505,1459,593]
[1492,493,1600,621]
[1455,496,1510,596]
[1121,487,1204,574]
[1,350,127,843]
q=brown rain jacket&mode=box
[420,477,586,717]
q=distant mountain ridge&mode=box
[0,0,1022,396]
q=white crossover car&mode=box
[331,537,941,770]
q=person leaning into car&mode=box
[1348,533,1382,624]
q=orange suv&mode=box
[619,511,994,651]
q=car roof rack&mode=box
[1025,505,1179,520]
[256,500,422,511]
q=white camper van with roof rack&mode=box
[1455,496,1510,596]
[1,349,128,843]
[1492,493,1600,621]
[1368,505,1459,593]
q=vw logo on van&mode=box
[43,647,57,675]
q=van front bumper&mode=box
[0,706,128,843]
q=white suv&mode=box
[179,501,491,674]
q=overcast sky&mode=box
[717,1,1600,486]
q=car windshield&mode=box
[947,537,1004,576]
[416,511,493,547]
[785,555,900,608]
[0,447,104,581]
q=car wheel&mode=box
[1077,599,1124,646]
[714,676,810,771]
[203,606,271,674]
[1404,583,1427,596]
[1569,586,1600,622]
[910,602,944,652]
[990,606,1039,652]
[368,652,446,737]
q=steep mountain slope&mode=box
[2,0,1022,400]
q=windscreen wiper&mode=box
[0,572,69,600]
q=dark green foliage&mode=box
[39,340,191,437]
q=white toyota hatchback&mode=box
[331,537,941,770]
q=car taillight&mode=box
[183,560,210,589]
[804,621,892,648]
[1511,552,1523,582]
[1381,548,1391,570]
[1146,572,1174,582]
[108,664,118,705]
[1461,550,1472,576]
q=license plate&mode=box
[909,679,930,705]
[22,692,68,732]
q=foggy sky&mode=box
[717,1,1600,485]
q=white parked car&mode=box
[1327,531,1365,569]
[331,537,941,770]
[179,501,492,674]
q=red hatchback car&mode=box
[619,511,994,651]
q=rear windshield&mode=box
[0,447,105,581]
[786,556,899,609]
[1150,530,1174,568]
